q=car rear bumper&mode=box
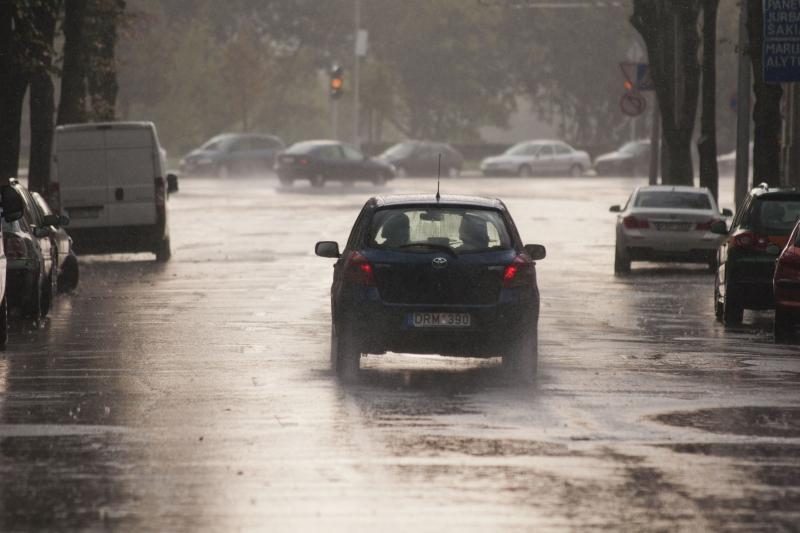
[775,279,800,309]
[338,294,539,357]
[726,258,778,309]
[70,225,166,255]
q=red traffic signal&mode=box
[330,65,343,99]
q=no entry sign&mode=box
[763,0,800,83]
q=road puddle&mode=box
[654,406,800,438]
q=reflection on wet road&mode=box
[1,174,798,531]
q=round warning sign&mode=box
[620,91,647,117]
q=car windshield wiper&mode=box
[397,242,458,256]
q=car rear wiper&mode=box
[397,242,458,256]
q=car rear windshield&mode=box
[751,196,800,235]
[634,191,711,210]
[367,207,512,254]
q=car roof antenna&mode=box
[436,153,441,202]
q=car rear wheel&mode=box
[0,296,7,351]
[156,237,172,262]
[331,322,360,383]
[24,273,43,320]
[569,164,583,177]
[713,275,723,321]
[614,242,631,274]
[310,174,325,188]
[58,253,79,293]
[503,329,538,383]
[774,306,794,343]
[722,287,743,326]
[518,165,533,178]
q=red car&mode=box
[774,218,800,342]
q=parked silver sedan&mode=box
[480,140,591,177]
[610,185,733,274]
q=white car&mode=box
[480,140,591,177]
[610,185,733,274]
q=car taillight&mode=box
[3,234,27,259]
[731,231,769,251]
[776,248,800,279]
[344,252,376,287]
[695,219,720,231]
[503,254,535,288]
[154,177,166,207]
[623,215,650,229]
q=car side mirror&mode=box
[721,208,733,217]
[59,215,70,227]
[33,226,52,238]
[1,184,24,222]
[167,173,179,193]
[42,214,60,227]
[710,220,728,235]
[609,205,621,213]
[524,244,546,260]
[315,241,340,258]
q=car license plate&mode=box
[655,222,690,231]
[410,312,471,328]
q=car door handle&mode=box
[115,187,124,201]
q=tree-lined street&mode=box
[2,174,798,530]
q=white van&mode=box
[51,122,178,261]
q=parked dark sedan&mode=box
[315,194,546,382]
[1,183,25,348]
[276,140,395,187]
[180,133,285,177]
[31,191,78,292]
[594,140,650,177]
[377,141,464,177]
[3,179,59,319]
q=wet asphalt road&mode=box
[1,173,799,532]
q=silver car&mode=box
[480,140,591,177]
[610,185,733,274]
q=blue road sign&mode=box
[763,1,800,83]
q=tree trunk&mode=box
[28,1,61,194]
[632,0,701,186]
[0,2,18,182]
[698,0,719,201]
[747,0,783,186]
[58,0,88,125]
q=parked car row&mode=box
[0,179,79,348]
[610,183,800,342]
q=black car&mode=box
[276,140,396,187]
[31,191,78,292]
[0,183,25,348]
[180,133,285,177]
[315,194,546,382]
[377,141,464,177]
[593,140,650,177]
[712,184,800,325]
[3,179,59,320]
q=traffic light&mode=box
[330,65,343,99]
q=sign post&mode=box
[620,62,658,183]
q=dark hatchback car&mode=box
[712,185,800,326]
[3,179,59,320]
[593,140,650,177]
[276,140,395,187]
[315,194,546,382]
[377,141,464,177]
[180,133,285,177]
